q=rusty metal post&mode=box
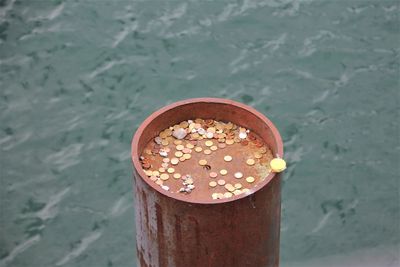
[131,98,283,267]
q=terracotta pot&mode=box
[131,98,283,267]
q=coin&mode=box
[144,170,153,176]
[152,170,160,176]
[224,184,235,192]
[242,188,250,193]
[171,158,179,165]
[183,153,191,160]
[233,190,242,195]
[167,168,175,173]
[212,193,218,199]
[155,180,163,185]
[186,143,194,149]
[174,140,182,145]
[175,151,183,158]
[217,179,226,186]
[199,159,208,166]
[204,149,212,155]
[224,192,233,198]
[158,167,166,173]
[254,152,262,159]
[210,145,218,151]
[150,176,158,181]
[234,183,242,189]
[226,139,234,145]
[161,162,169,168]
[234,172,243,179]
[205,140,213,147]
[173,173,181,179]
[246,159,255,166]
[182,148,191,154]
[246,176,255,183]
[209,172,218,178]
[209,181,217,187]
[161,140,169,146]
[220,169,228,175]
[194,146,203,152]
[176,144,184,151]
[224,155,232,162]
[160,174,169,181]
[218,143,226,149]
[162,158,170,163]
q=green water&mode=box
[0,0,399,266]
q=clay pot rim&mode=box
[131,97,283,205]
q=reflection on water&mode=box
[0,0,399,266]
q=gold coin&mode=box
[205,140,213,147]
[171,158,179,165]
[144,170,153,176]
[233,190,242,195]
[161,140,169,146]
[215,193,223,199]
[152,170,160,176]
[179,157,186,162]
[186,143,194,149]
[224,184,235,192]
[164,129,172,136]
[246,159,255,166]
[175,151,183,158]
[183,153,191,160]
[246,176,255,183]
[242,188,250,193]
[234,183,242,189]
[226,139,234,145]
[199,159,208,166]
[217,179,226,186]
[234,172,243,179]
[254,152,262,159]
[174,140,182,145]
[160,174,169,181]
[220,169,228,175]
[176,144,184,151]
[210,145,218,151]
[179,121,189,128]
[209,181,217,187]
[204,149,212,155]
[173,173,181,179]
[155,180,163,185]
[212,193,219,200]
[158,167,166,173]
[224,155,233,162]
[194,146,203,152]
[259,147,267,154]
[224,192,233,198]
[167,168,175,174]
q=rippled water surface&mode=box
[1,0,399,266]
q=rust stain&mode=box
[155,203,166,267]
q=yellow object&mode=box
[270,158,287,172]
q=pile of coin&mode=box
[140,118,274,200]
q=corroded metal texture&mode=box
[131,98,283,267]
